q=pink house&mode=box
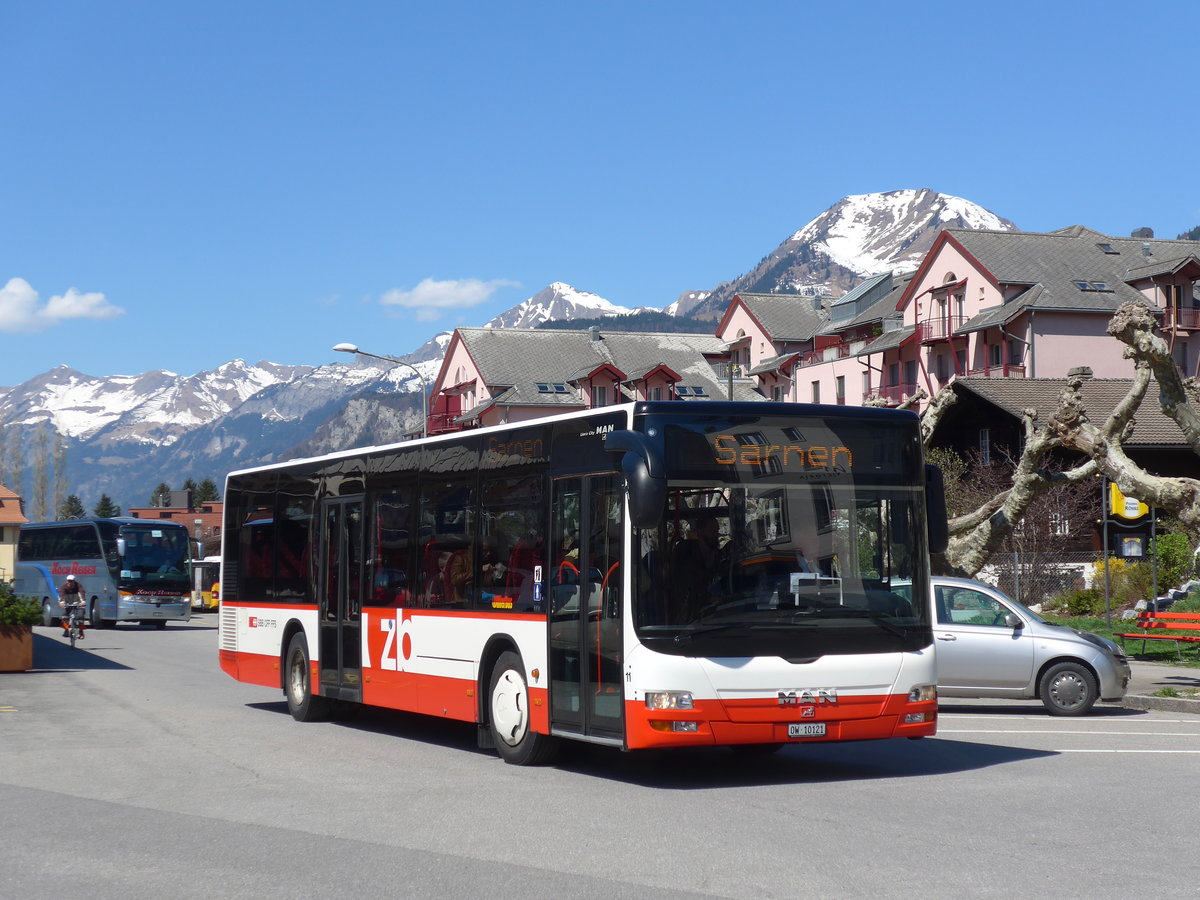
[739,226,1200,408]
[427,325,754,434]
[419,226,1200,436]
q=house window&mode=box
[650,386,662,401]
[904,360,918,386]
[935,355,949,380]
[979,427,991,465]
[888,362,900,386]
[989,344,1003,368]
[811,381,820,403]
[835,376,846,405]
[862,372,871,396]
[955,349,966,374]
[772,385,785,402]
[1008,342,1023,366]
[592,385,608,407]
[1049,510,1070,536]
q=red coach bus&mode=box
[218,401,946,764]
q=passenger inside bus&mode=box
[669,513,727,621]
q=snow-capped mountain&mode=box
[0,188,1017,511]
[678,188,1017,319]
[485,282,654,329]
[0,360,310,443]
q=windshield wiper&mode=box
[798,607,911,638]
[673,620,818,644]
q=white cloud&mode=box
[0,277,125,333]
[379,277,519,318]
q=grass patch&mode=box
[1041,613,1200,666]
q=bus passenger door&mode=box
[318,497,364,703]
[549,475,624,740]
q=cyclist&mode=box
[58,574,86,639]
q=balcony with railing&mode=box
[1162,306,1200,331]
[963,363,1027,379]
[798,343,852,368]
[916,315,966,344]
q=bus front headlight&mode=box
[645,691,694,710]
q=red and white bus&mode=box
[218,401,946,764]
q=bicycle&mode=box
[62,601,86,649]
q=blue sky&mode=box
[3,0,1198,386]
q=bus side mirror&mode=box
[925,464,949,555]
[604,430,666,529]
[116,538,127,558]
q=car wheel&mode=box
[1039,661,1098,716]
[285,633,331,722]
[488,651,557,765]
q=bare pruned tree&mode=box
[1050,301,1200,526]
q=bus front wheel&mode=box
[41,599,57,627]
[488,651,557,766]
[285,633,331,722]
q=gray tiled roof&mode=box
[823,274,911,335]
[733,293,830,341]
[455,326,759,409]
[856,325,915,356]
[954,376,1199,446]
[943,227,1200,320]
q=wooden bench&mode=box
[1116,611,1200,659]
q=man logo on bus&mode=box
[779,689,837,706]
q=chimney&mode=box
[1067,366,1093,380]
[589,326,601,342]
[1142,243,1152,258]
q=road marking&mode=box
[941,714,1200,725]
[938,729,1200,736]
[1058,749,1200,754]
[0,706,15,712]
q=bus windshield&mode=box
[634,412,931,657]
[117,524,192,590]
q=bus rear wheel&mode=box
[488,651,556,766]
[285,633,331,722]
[42,599,57,627]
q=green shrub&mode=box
[0,581,42,627]
[1055,588,1104,617]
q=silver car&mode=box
[921,578,1128,720]
[914,576,1131,716]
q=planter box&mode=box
[0,625,34,672]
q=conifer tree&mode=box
[196,478,220,502]
[59,495,86,519]
[93,494,121,517]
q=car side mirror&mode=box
[1005,613,1022,629]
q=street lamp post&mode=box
[333,342,428,438]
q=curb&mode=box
[1122,694,1200,714]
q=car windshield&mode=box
[634,482,931,657]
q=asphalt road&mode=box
[3,617,1199,899]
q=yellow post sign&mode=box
[1109,483,1149,520]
